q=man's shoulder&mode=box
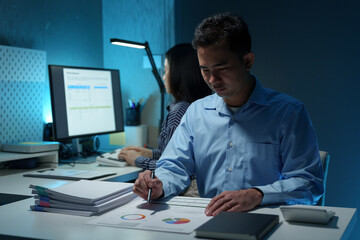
[263,87,304,110]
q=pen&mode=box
[137,98,143,108]
[131,98,136,108]
[128,99,133,108]
[147,170,155,204]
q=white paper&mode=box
[86,197,213,234]
[25,169,116,181]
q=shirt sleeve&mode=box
[255,104,324,205]
[152,149,161,160]
[134,156,157,170]
[155,112,194,198]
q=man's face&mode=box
[197,43,253,106]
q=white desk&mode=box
[0,197,357,240]
[0,164,142,196]
[0,154,357,240]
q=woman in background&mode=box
[118,43,212,170]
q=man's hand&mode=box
[205,189,263,216]
[133,170,164,200]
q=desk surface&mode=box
[0,198,357,240]
[0,156,357,240]
[0,158,142,196]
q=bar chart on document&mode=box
[63,68,116,136]
[86,197,213,234]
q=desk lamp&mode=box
[110,38,166,125]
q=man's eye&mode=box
[218,67,228,71]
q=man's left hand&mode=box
[205,189,263,216]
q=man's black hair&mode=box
[193,13,252,57]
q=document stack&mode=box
[29,180,136,216]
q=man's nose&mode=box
[208,71,218,83]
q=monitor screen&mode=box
[49,65,124,141]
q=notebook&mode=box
[195,211,279,240]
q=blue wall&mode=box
[0,0,172,147]
[102,0,174,148]
[175,0,360,239]
[0,0,103,66]
[0,0,103,122]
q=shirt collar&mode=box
[204,75,270,112]
[248,76,269,106]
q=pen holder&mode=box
[126,108,140,126]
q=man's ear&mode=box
[243,52,255,71]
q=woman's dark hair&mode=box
[192,13,251,58]
[165,43,212,103]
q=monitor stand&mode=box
[59,138,96,164]
[72,138,82,154]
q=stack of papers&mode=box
[24,168,117,180]
[29,180,136,216]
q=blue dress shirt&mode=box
[155,78,324,206]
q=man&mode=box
[133,13,324,216]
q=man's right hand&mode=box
[133,170,164,200]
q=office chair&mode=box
[317,150,330,206]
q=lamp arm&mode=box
[144,42,166,124]
[144,42,165,93]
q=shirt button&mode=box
[228,167,232,172]
[229,142,233,147]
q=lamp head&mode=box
[110,38,146,49]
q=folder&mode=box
[195,211,279,240]
[29,180,135,216]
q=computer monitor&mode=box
[48,65,124,155]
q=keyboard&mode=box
[96,149,127,167]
